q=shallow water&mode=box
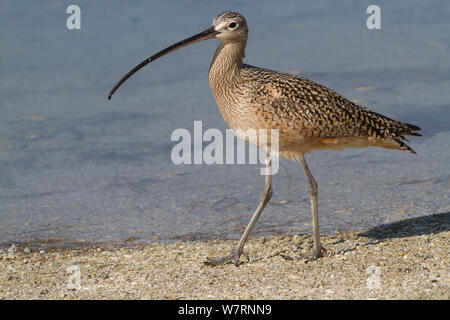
[0,0,449,247]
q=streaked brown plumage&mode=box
[208,12,421,160]
[108,11,421,266]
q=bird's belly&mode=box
[229,122,382,160]
[279,136,392,159]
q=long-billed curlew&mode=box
[108,11,421,265]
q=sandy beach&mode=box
[0,213,448,300]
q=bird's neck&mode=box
[208,40,246,93]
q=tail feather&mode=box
[371,115,421,154]
[405,122,422,136]
[394,139,417,154]
[391,122,421,154]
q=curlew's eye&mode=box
[228,22,237,29]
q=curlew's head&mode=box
[108,11,248,100]
[212,11,248,43]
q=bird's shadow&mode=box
[358,212,449,240]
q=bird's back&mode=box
[231,64,421,158]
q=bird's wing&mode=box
[243,65,421,144]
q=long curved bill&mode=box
[108,26,219,100]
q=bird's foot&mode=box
[281,246,326,262]
[204,247,248,266]
[312,245,326,259]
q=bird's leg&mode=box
[205,154,273,266]
[299,154,323,259]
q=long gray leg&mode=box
[299,154,323,258]
[205,153,273,266]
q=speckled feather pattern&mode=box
[208,12,421,159]
[244,65,420,147]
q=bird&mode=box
[108,11,421,265]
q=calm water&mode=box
[0,0,449,247]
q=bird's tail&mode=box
[386,121,422,154]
